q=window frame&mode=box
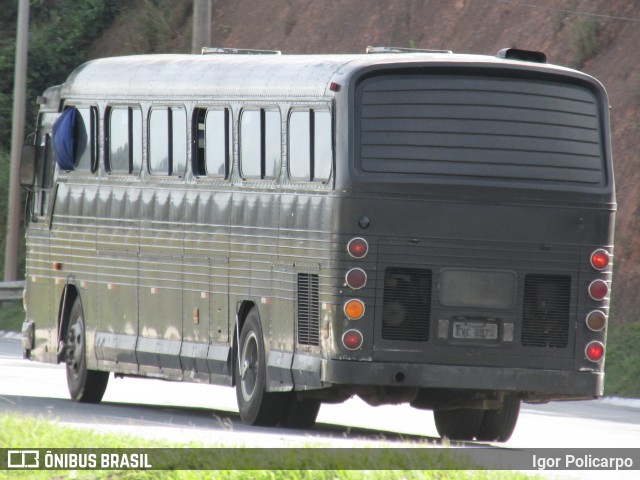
[239,107,281,180]
[287,107,333,183]
[72,105,99,173]
[147,106,187,177]
[192,107,232,179]
[105,105,143,175]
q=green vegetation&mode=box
[0,0,123,277]
[0,149,14,275]
[0,302,23,331]
[571,17,599,67]
[0,0,121,145]
[604,321,640,397]
[0,414,540,480]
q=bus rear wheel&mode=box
[476,394,520,442]
[433,408,484,441]
[280,395,321,429]
[65,297,109,403]
[235,308,285,426]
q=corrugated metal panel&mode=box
[358,75,605,186]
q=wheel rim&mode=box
[240,331,259,402]
[66,317,85,379]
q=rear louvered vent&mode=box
[297,273,320,346]
[382,267,432,341]
[522,274,571,348]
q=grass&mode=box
[571,17,599,67]
[0,302,24,332]
[0,414,541,479]
[603,321,640,397]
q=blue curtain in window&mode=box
[52,107,77,170]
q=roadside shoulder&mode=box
[0,330,21,341]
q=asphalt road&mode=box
[1,337,639,478]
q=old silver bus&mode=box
[20,47,615,442]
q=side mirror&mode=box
[19,144,35,188]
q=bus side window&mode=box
[149,107,186,176]
[193,108,231,178]
[106,107,142,174]
[313,110,332,182]
[289,111,311,180]
[26,112,59,221]
[264,110,280,179]
[240,108,281,180]
[288,109,332,182]
[32,131,55,218]
[172,108,187,176]
[74,107,98,172]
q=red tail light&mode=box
[588,279,608,301]
[345,268,367,289]
[585,341,604,362]
[590,249,610,270]
[342,329,363,350]
[347,238,368,259]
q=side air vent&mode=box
[522,274,571,348]
[297,273,319,346]
[382,267,432,341]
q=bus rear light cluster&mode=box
[347,237,368,259]
[342,329,363,350]
[345,268,367,289]
[343,238,368,349]
[585,341,605,362]
[588,279,608,301]
[590,249,610,271]
[586,310,607,332]
[344,299,365,320]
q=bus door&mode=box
[24,112,58,359]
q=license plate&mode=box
[452,321,498,340]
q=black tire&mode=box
[280,395,321,429]
[476,395,520,442]
[235,308,285,426]
[433,408,484,441]
[65,297,109,403]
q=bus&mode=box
[19,46,615,442]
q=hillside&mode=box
[87,0,640,325]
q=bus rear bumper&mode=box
[321,359,603,399]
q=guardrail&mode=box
[0,281,25,302]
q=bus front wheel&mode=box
[65,297,109,403]
[235,308,285,426]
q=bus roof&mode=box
[60,51,582,102]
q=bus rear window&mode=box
[357,74,606,187]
